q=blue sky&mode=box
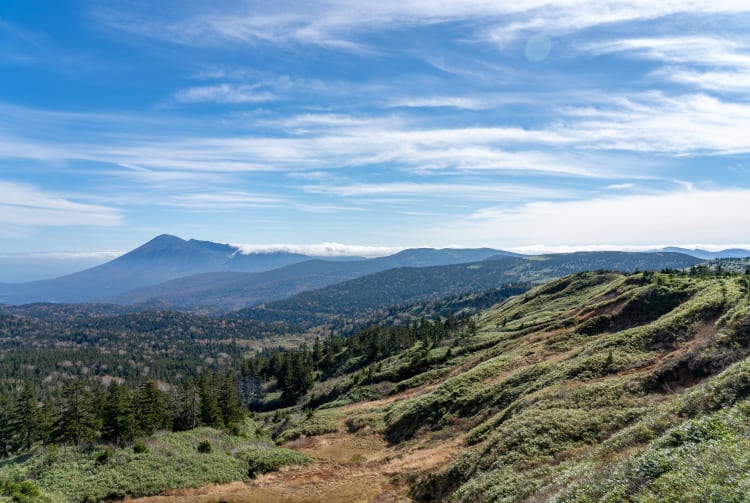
[2,0,750,259]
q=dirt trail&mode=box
[126,452,405,502]
[339,382,440,413]
[127,413,462,503]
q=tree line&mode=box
[240,312,477,406]
[0,371,244,458]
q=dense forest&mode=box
[0,284,496,457]
[0,372,242,457]
[0,309,296,391]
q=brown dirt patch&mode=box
[126,416,464,503]
[338,382,440,413]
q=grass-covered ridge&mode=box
[260,270,750,501]
[401,272,750,501]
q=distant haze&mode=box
[0,252,124,282]
[505,244,750,255]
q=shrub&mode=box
[132,441,148,454]
[237,448,312,478]
[44,444,59,466]
[95,448,113,465]
[0,479,46,503]
[197,440,212,454]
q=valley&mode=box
[1,252,750,501]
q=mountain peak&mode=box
[124,235,190,259]
[149,234,186,244]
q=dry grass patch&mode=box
[125,466,398,502]
[286,431,388,465]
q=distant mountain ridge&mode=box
[110,248,521,311]
[0,234,728,308]
[656,247,750,260]
[234,251,703,323]
[112,251,702,313]
[0,235,515,305]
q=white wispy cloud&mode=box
[0,109,624,178]
[553,92,750,155]
[174,83,276,104]
[443,188,750,247]
[582,36,749,66]
[111,164,234,185]
[581,36,750,93]
[386,97,487,110]
[94,1,750,50]
[0,181,122,227]
[233,242,404,257]
[166,191,286,210]
[604,183,636,190]
[303,182,574,200]
[4,91,750,181]
[657,68,750,94]
[256,113,401,132]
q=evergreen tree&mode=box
[312,337,322,370]
[101,382,136,445]
[218,372,243,426]
[134,380,169,435]
[10,384,41,452]
[198,375,223,427]
[277,351,314,399]
[0,393,13,457]
[172,378,200,431]
[36,398,57,447]
[55,380,98,444]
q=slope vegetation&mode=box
[260,270,750,501]
[4,269,750,502]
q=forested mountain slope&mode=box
[110,248,517,311]
[239,251,702,323]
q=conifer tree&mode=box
[10,384,41,452]
[312,337,322,370]
[134,380,169,435]
[198,374,223,427]
[173,378,200,431]
[218,372,243,426]
[37,398,57,446]
[278,351,314,399]
[101,382,136,445]
[0,393,13,457]
[55,380,98,444]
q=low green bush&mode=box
[132,441,148,454]
[0,480,47,503]
[237,448,311,478]
[95,448,113,465]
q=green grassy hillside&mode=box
[265,269,750,502]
